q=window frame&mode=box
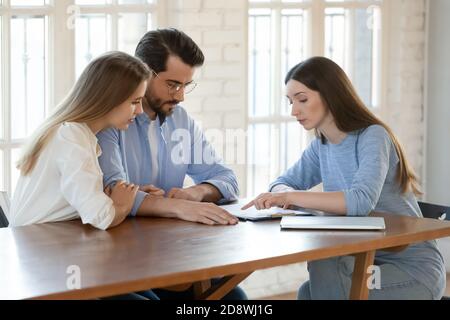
[0,0,164,195]
[247,0,389,196]
[0,0,53,195]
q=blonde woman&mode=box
[10,51,151,230]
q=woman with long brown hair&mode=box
[10,51,151,231]
[243,57,445,300]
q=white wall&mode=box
[384,0,427,182]
[425,0,450,272]
[425,0,450,206]
[168,0,249,193]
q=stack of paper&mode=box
[220,202,317,221]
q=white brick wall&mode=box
[384,0,427,183]
[169,0,429,299]
[169,0,248,195]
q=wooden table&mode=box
[1,212,450,300]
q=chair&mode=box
[0,191,10,228]
[418,201,450,300]
[418,201,449,221]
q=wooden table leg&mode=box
[349,250,376,300]
[193,280,212,297]
[194,272,252,300]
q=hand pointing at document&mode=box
[241,192,292,211]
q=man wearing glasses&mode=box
[97,28,239,227]
[97,28,246,300]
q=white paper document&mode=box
[220,202,317,221]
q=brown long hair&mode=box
[285,56,421,195]
[17,51,151,175]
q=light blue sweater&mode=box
[270,125,446,299]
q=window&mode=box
[0,0,51,195]
[74,0,158,78]
[247,0,384,196]
[0,0,162,196]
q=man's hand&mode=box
[167,186,203,202]
[174,200,239,226]
[140,184,165,197]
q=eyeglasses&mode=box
[150,69,197,95]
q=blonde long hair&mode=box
[286,57,421,195]
[17,51,151,175]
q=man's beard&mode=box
[146,95,179,124]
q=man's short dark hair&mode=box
[135,28,205,73]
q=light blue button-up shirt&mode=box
[97,105,239,216]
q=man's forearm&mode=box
[136,184,223,218]
[193,183,223,203]
[135,195,181,218]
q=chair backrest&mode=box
[418,201,450,221]
[0,207,7,228]
[0,191,10,228]
[418,201,450,300]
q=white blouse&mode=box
[10,122,116,230]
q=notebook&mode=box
[220,202,318,221]
[280,216,386,231]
